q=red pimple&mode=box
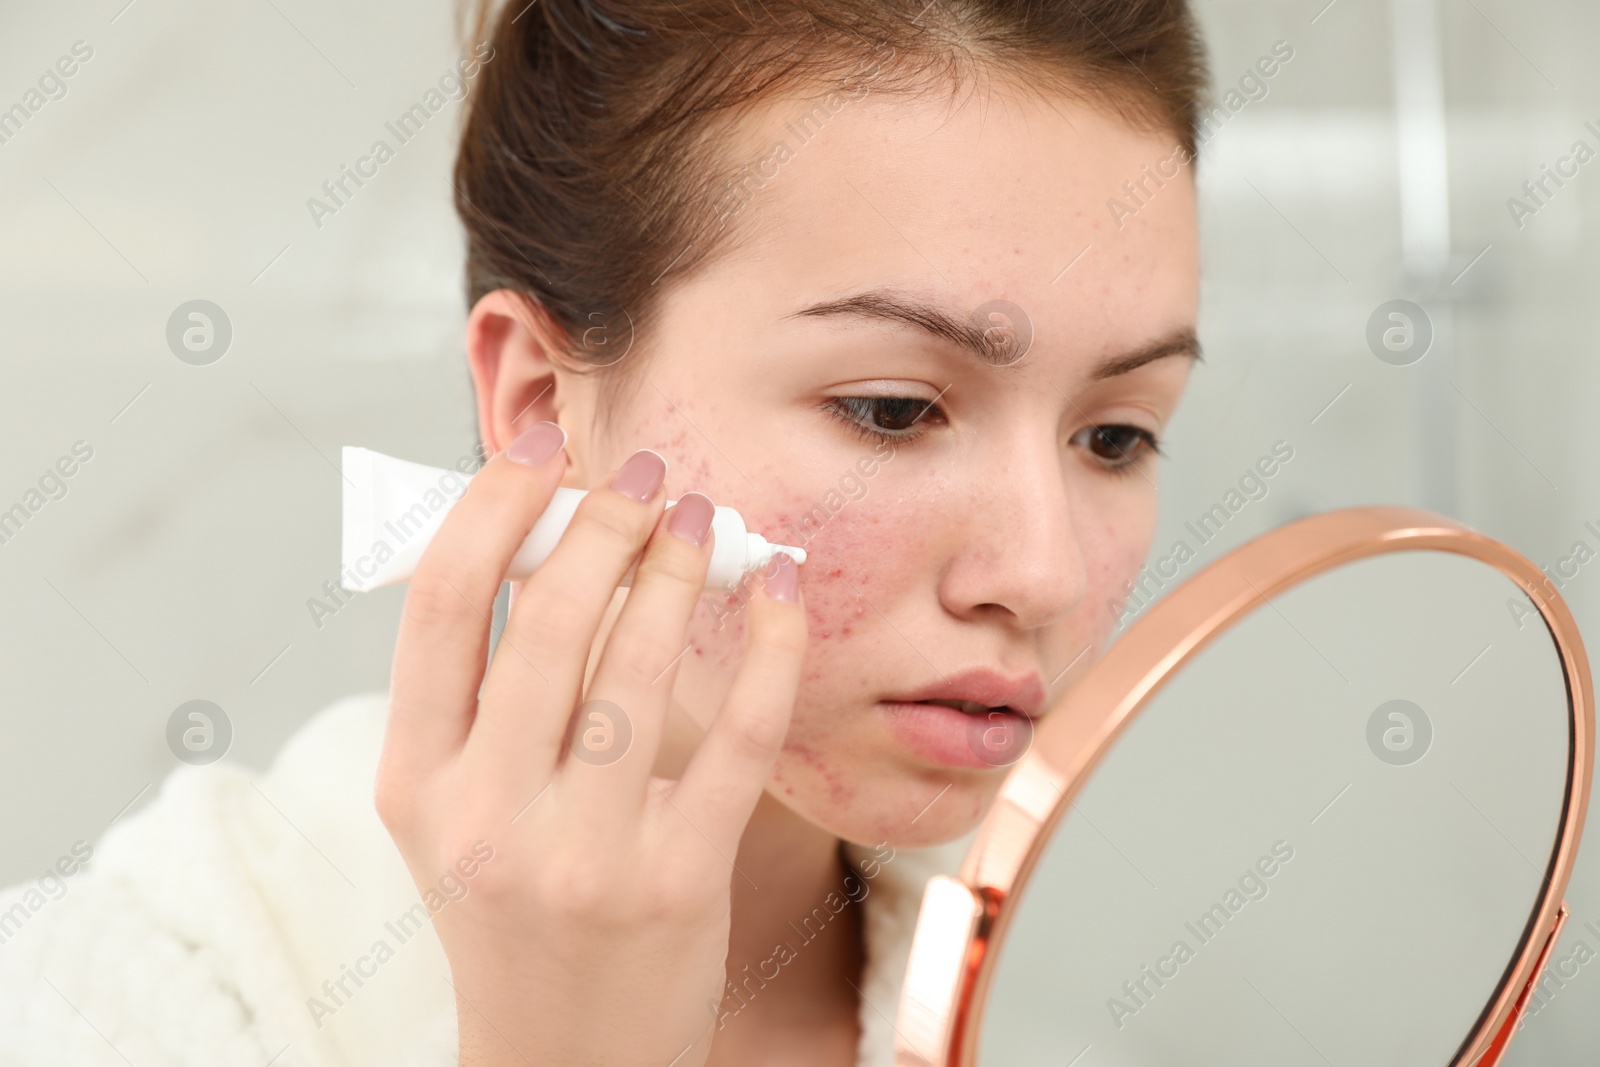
[781,739,852,805]
[783,739,822,764]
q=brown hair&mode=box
[454,0,1208,388]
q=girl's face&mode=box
[544,79,1198,847]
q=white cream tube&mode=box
[340,446,806,594]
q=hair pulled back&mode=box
[454,0,1208,376]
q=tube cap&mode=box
[746,532,807,569]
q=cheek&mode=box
[1081,505,1159,636]
[610,396,719,492]
[681,494,931,675]
[673,489,936,771]
[761,500,933,787]
[766,490,933,652]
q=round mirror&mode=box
[895,507,1592,1067]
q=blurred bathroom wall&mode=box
[0,0,1596,1056]
[0,0,477,872]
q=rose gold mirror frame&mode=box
[894,506,1593,1067]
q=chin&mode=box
[769,747,1005,850]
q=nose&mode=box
[937,431,1089,632]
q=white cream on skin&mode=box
[340,446,806,594]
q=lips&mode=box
[874,667,1048,768]
[885,667,1049,720]
[877,701,1036,769]
[918,698,993,715]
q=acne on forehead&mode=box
[687,86,1196,368]
[733,87,1183,212]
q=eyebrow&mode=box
[787,289,1202,379]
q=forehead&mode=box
[693,79,1199,354]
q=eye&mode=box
[1072,424,1162,470]
[825,396,946,441]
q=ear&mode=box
[466,289,567,456]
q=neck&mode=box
[711,789,865,1061]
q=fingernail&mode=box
[611,449,667,503]
[667,492,714,546]
[766,553,800,602]
[508,422,566,467]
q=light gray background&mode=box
[1,0,1597,1060]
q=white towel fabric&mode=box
[0,692,972,1066]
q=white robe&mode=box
[0,692,971,1066]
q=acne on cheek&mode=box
[742,502,938,749]
[758,503,928,645]
[614,396,718,494]
[774,738,854,807]
[770,511,916,804]
[708,501,919,809]
[684,540,879,678]
[705,588,772,660]
[675,475,948,822]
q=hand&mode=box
[374,424,808,1067]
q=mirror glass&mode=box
[977,550,1571,1066]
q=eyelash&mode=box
[823,396,1164,472]
[1070,424,1165,474]
[823,396,944,442]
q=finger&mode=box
[674,554,806,849]
[565,492,717,810]
[387,423,567,776]
[466,448,668,783]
